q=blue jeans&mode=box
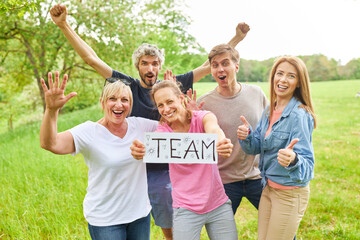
[147,170,173,228]
[223,179,263,214]
[88,214,150,240]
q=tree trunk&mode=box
[8,114,13,131]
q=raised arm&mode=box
[192,22,250,83]
[228,22,250,49]
[50,4,112,79]
[40,71,77,155]
[203,113,233,158]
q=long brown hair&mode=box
[150,81,192,124]
[269,56,317,128]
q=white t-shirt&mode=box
[69,117,158,226]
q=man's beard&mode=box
[140,73,157,87]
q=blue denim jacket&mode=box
[239,97,315,188]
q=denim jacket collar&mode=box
[279,96,300,118]
[264,96,299,120]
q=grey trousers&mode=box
[173,199,238,240]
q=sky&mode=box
[183,0,360,65]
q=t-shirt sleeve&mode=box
[155,123,171,133]
[112,69,137,85]
[195,110,211,119]
[136,118,158,132]
[68,121,94,156]
[176,71,194,93]
[192,110,211,132]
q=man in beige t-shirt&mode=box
[197,44,268,213]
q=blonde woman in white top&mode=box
[40,72,158,240]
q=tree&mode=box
[343,58,360,80]
[301,54,340,81]
[238,59,273,82]
[133,0,206,75]
[0,0,199,130]
[0,0,36,17]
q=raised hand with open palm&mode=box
[41,71,77,112]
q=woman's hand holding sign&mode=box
[130,139,146,160]
[216,138,233,158]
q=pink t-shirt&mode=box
[265,109,282,137]
[156,111,228,214]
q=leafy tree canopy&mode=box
[0,0,203,130]
[0,0,37,17]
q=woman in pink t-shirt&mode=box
[131,80,238,240]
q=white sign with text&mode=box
[143,132,218,164]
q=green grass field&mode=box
[0,80,359,239]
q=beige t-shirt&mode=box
[198,83,268,184]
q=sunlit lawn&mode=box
[0,80,359,239]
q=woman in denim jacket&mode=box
[237,56,317,240]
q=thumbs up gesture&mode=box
[237,116,250,140]
[277,138,299,167]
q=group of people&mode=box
[39,3,316,240]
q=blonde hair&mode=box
[150,80,192,124]
[269,56,317,128]
[100,81,133,116]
